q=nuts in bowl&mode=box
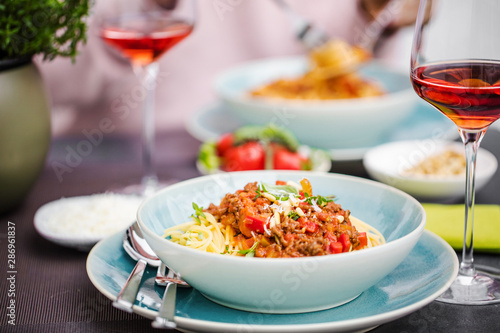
[363,140,498,200]
[401,149,466,178]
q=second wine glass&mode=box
[100,0,195,196]
[410,0,500,304]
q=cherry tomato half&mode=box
[273,146,308,170]
[216,133,235,157]
[223,141,265,171]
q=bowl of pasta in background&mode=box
[137,170,426,314]
[214,57,418,150]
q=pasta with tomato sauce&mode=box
[163,179,385,257]
[249,40,384,101]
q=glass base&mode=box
[437,264,500,305]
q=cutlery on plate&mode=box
[152,268,191,329]
[114,220,191,329]
[113,221,163,312]
[156,262,168,286]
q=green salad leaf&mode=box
[233,124,300,151]
[198,141,220,171]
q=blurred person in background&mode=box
[38,0,422,138]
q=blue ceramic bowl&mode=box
[138,171,426,314]
[214,57,417,150]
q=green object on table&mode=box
[0,59,51,214]
[423,204,500,253]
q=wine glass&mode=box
[411,0,500,304]
[99,0,195,196]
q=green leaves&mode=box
[191,202,206,224]
[0,0,89,61]
[287,211,300,220]
[238,241,259,257]
[233,124,300,152]
[261,182,299,200]
[253,187,262,201]
[303,193,336,206]
[198,141,220,171]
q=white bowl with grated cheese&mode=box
[34,193,143,251]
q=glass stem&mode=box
[458,128,486,276]
[135,62,160,194]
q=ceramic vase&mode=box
[0,57,51,214]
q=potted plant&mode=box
[0,0,89,213]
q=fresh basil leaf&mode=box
[261,182,299,199]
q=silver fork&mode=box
[273,0,401,52]
[155,262,168,286]
[152,267,190,329]
[272,0,329,50]
[155,262,190,287]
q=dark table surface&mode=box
[1,127,500,333]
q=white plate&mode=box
[34,193,142,251]
[186,102,457,161]
[87,229,458,332]
[363,140,498,200]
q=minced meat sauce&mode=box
[205,181,366,258]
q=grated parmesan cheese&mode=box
[311,200,323,213]
[40,193,143,239]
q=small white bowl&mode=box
[214,57,418,150]
[137,170,425,314]
[363,140,498,200]
[34,193,142,251]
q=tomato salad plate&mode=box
[196,124,331,174]
[186,101,456,162]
